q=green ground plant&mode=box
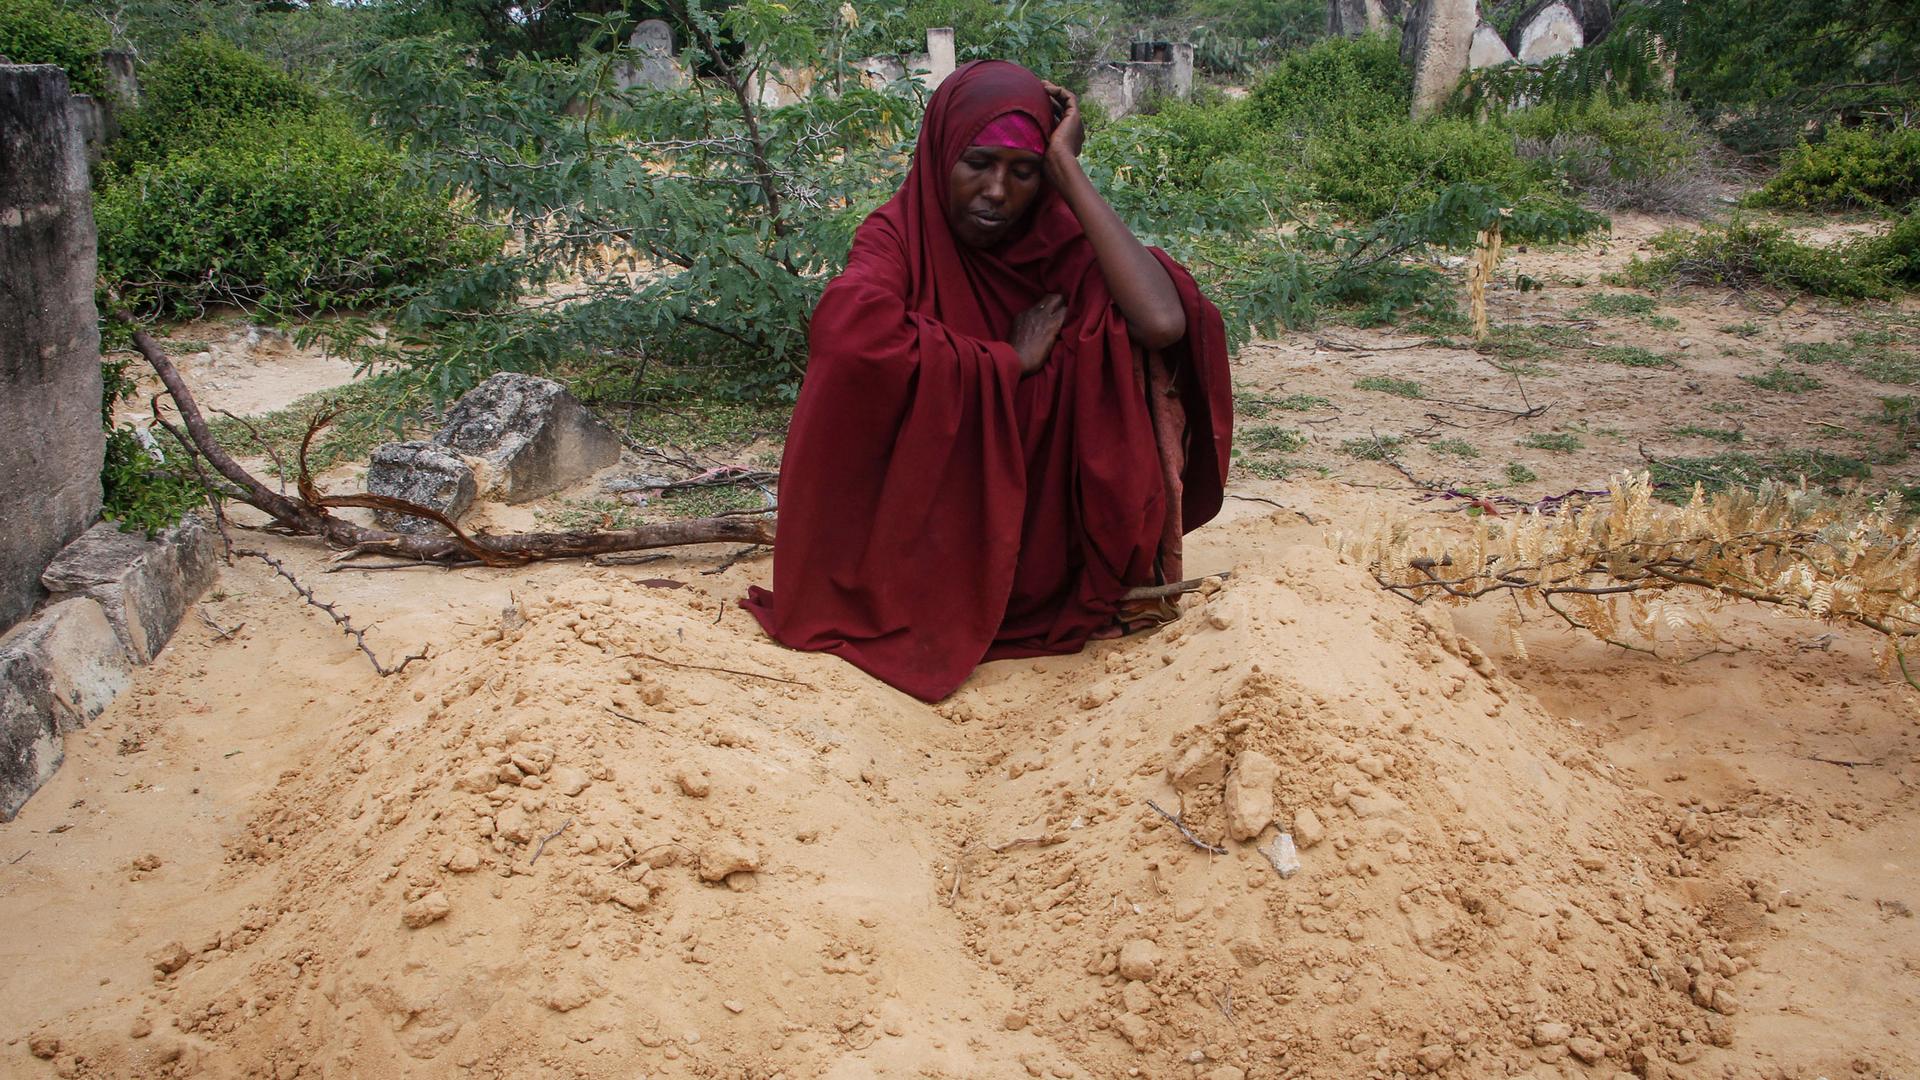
[1341,434,1406,461]
[1504,462,1538,484]
[1518,432,1583,452]
[1751,127,1920,211]
[1431,438,1480,459]
[1242,425,1310,453]
[1646,449,1871,500]
[1670,424,1745,444]
[1593,345,1677,368]
[1623,218,1896,300]
[1742,365,1825,392]
[1354,376,1423,398]
[0,0,108,95]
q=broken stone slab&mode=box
[41,518,219,663]
[365,441,477,535]
[1508,0,1611,56]
[1511,0,1584,62]
[0,598,132,821]
[432,373,622,504]
[1469,21,1516,68]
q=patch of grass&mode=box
[1354,375,1424,399]
[1517,432,1583,452]
[1238,392,1330,418]
[1669,424,1744,444]
[1704,401,1747,415]
[537,483,764,528]
[1578,292,1657,317]
[1242,457,1298,480]
[1740,364,1824,392]
[1646,449,1871,500]
[615,396,790,452]
[208,377,429,477]
[1592,345,1678,368]
[1430,438,1480,459]
[1340,434,1406,461]
[1852,353,1920,385]
[1647,314,1682,331]
[1781,341,1851,365]
[1718,322,1761,338]
[1622,218,1889,300]
[1242,425,1309,453]
[1504,462,1538,484]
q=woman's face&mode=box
[948,145,1044,249]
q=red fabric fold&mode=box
[744,59,1232,701]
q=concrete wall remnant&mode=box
[1329,0,1404,37]
[366,442,479,535]
[42,520,220,664]
[1402,0,1478,118]
[0,64,105,634]
[614,19,688,91]
[1084,42,1195,119]
[926,27,956,90]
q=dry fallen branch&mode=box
[1346,472,1920,686]
[235,546,431,675]
[1144,798,1226,855]
[125,320,775,567]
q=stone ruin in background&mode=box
[2,63,215,822]
[613,21,1192,119]
[1361,0,1613,117]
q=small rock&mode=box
[1003,1011,1028,1031]
[130,853,162,872]
[723,1000,745,1014]
[401,891,451,928]
[150,941,191,975]
[550,765,590,797]
[1293,807,1325,848]
[494,804,535,844]
[1532,1021,1572,1046]
[28,1034,60,1059]
[611,886,653,912]
[1121,981,1155,1014]
[676,765,712,798]
[444,847,482,873]
[1417,1043,1454,1070]
[1690,972,1718,1009]
[1224,750,1280,841]
[1117,938,1161,982]
[697,837,760,882]
[1710,986,1740,1015]
[1568,1036,1605,1064]
[129,1016,152,1039]
[1167,742,1225,789]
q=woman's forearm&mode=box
[1047,154,1187,349]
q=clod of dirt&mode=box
[148,942,190,976]
[549,765,589,797]
[698,838,759,882]
[130,854,162,872]
[1117,938,1161,982]
[400,891,451,928]
[675,764,712,798]
[128,1016,152,1040]
[1293,806,1325,848]
[28,1034,60,1059]
[1224,750,1279,841]
[454,764,497,793]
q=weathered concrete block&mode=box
[1,65,105,633]
[366,441,478,535]
[1328,0,1404,37]
[0,646,61,822]
[42,519,219,663]
[1401,0,1479,118]
[433,374,621,504]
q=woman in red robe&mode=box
[744,59,1232,701]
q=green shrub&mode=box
[98,359,204,535]
[1246,33,1408,137]
[112,34,324,168]
[97,117,494,316]
[1305,116,1543,219]
[0,0,109,96]
[1751,127,1920,211]
[1623,218,1888,299]
[1861,210,1920,287]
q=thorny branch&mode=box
[235,545,431,676]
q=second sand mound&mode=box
[35,519,1755,1079]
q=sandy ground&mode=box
[2,213,1917,1079]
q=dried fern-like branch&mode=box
[1345,472,1920,686]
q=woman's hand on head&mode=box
[1009,293,1067,375]
[1041,82,1084,181]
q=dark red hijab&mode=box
[744,60,1232,701]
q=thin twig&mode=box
[529,818,573,864]
[625,650,814,688]
[235,547,429,676]
[1144,799,1226,855]
[197,610,243,639]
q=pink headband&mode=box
[973,111,1046,154]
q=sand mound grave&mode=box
[27,526,1751,1079]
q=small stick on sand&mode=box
[1144,799,1226,855]
[529,818,572,865]
[625,650,814,689]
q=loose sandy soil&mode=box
[2,212,1916,1080]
